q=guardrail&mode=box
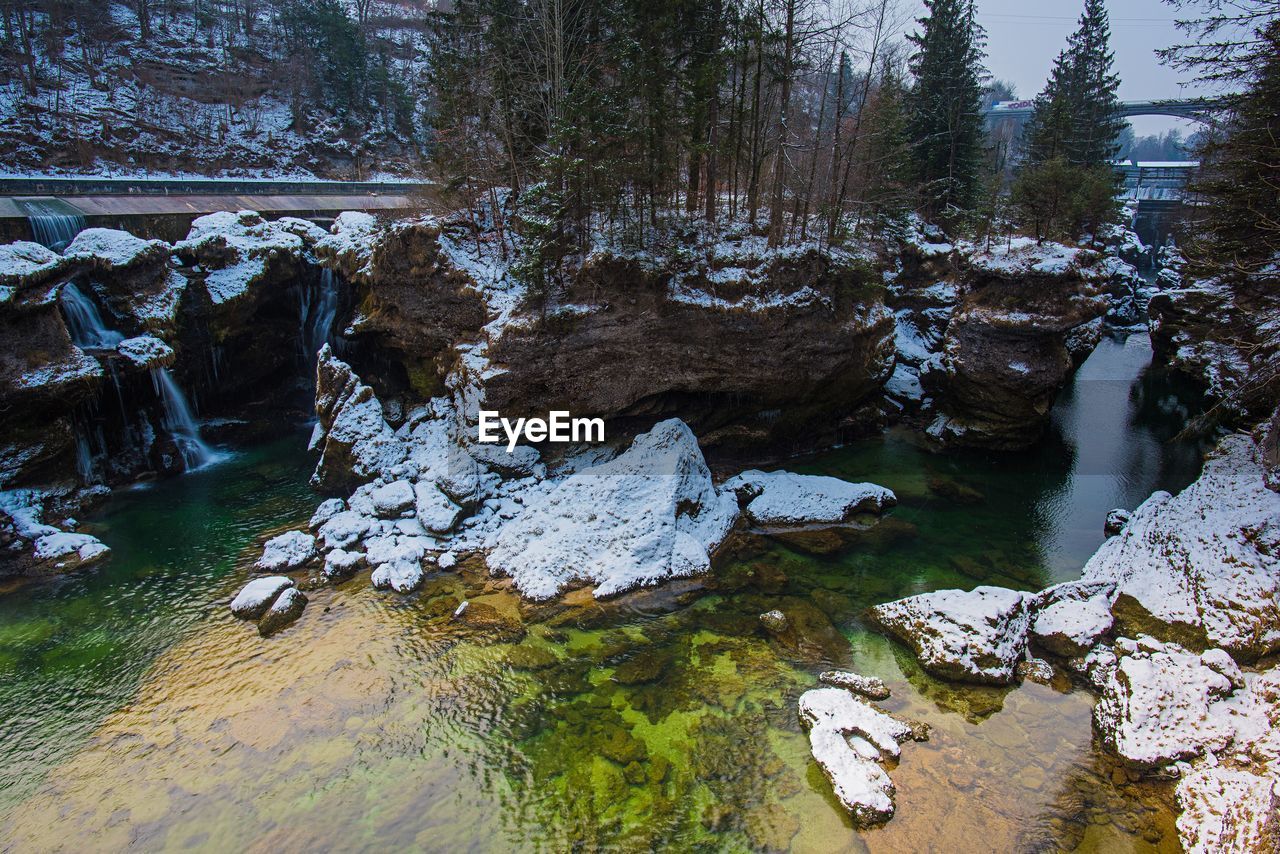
[0,177,434,196]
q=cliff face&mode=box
[910,238,1119,450]
[481,246,895,448]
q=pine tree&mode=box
[1066,0,1125,167]
[858,60,914,227]
[1021,0,1123,168]
[906,0,987,217]
[1187,19,1280,277]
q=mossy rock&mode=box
[505,644,560,671]
[614,647,673,686]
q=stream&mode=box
[0,330,1204,852]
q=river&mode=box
[0,330,1203,852]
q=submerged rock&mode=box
[1081,435,1280,659]
[798,687,914,827]
[255,530,317,572]
[869,585,1030,684]
[759,609,789,634]
[722,469,896,526]
[258,587,307,636]
[819,670,891,701]
[485,419,738,600]
[229,576,295,620]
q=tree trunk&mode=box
[767,0,795,248]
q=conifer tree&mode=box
[1021,0,1123,168]
[906,0,987,216]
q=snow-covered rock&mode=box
[311,345,407,490]
[115,335,175,369]
[316,509,375,551]
[322,547,364,580]
[31,531,110,570]
[721,469,895,526]
[1030,579,1115,658]
[798,687,915,827]
[175,211,307,306]
[1103,508,1131,537]
[414,481,463,534]
[0,242,64,298]
[869,586,1030,684]
[1081,435,1280,659]
[255,530,316,572]
[309,498,346,530]
[485,419,738,600]
[370,558,423,593]
[258,587,307,636]
[229,576,295,620]
[369,479,415,517]
[64,228,168,271]
[1093,637,1244,767]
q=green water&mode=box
[0,332,1202,852]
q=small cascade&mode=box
[150,368,218,471]
[298,268,340,364]
[20,199,86,252]
[60,283,124,349]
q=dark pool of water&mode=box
[0,332,1205,852]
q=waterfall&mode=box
[20,199,86,252]
[60,283,124,349]
[150,368,218,470]
[299,268,340,364]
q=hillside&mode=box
[0,0,433,178]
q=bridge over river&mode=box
[0,177,435,246]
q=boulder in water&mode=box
[485,419,738,600]
[1093,636,1243,767]
[869,585,1030,684]
[32,531,110,572]
[255,530,317,572]
[1081,436,1280,659]
[370,479,415,517]
[258,587,307,636]
[722,469,895,526]
[798,687,915,827]
[230,576,295,620]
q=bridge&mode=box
[0,177,437,245]
[983,97,1229,124]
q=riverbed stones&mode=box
[309,498,346,530]
[31,531,110,572]
[322,548,364,581]
[255,530,317,572]
[869,585,1030,684]
[797,687,915,826]
[759,609,789,634]
[230,575,295,619]
[258,587,307,636]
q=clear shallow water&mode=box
[0,332,1202,852]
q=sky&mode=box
[911,0,1211,137]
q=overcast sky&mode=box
[909,0,1209,136]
